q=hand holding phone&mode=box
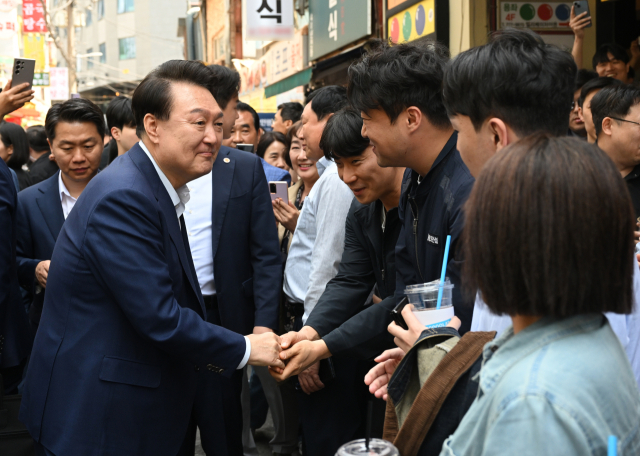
[10,58,36,91]
[390,297,409,330]
[269,181,289,203]
[571,1,591,32]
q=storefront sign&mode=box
[49,67,68,100]
[22,0,46,33]
[309,0,371,60]
[23,34,45,72]
[388,0,435,44]
[499,2,572,30]
[33,72,49,86]
[0,7,17,40]
[268,32,307,84]
[245,0,294,41]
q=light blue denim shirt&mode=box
[441,314,640,456]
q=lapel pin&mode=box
[223,158,230,163]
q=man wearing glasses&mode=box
[591,84,640,219]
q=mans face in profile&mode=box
[151,82,223,185]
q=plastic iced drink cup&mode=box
[335,439,399,456]
[405,279,455,328]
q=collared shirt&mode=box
[283,157,355,323]
[441,315,640,456]
[140,141,249,369]
[58,172,78,219]
[139,141,190,222]
[471,259,640,389]
[624,163,640,221]
[183,172,215,296]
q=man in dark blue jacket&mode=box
[345,40,475,335]
[0,158,31,395]
[16,99,104,331]
[181,65,289,456]
[19,60,284,456]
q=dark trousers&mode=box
[296,356,386,456]
[181,295,244,456]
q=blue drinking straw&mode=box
[436,235,452,309]
[608,435,617,456]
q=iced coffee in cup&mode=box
[335,439,399,456]
[404,279,455,328]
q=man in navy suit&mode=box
[182,65,296,456]
[16,99,104,332]
[19,60,285,456]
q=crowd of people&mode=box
[2,25,640,456]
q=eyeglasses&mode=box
[610,117,640,127]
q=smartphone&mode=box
[269,181,289,203]
[318,357,336,385]
[390,297,409,330]
[236,144,254,153]
[573,1,591,28]
[10,58,36,90]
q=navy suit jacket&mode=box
[15,172,65,326]
[211,146,281,334]
[20,145,246,456]
[0,159,31,369]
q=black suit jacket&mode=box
[305,198,402,359]
[209,146,281,334]
[16,172,65,326]
[0,159,31,369]
[28,152,58,186]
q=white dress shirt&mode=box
[183,172,215,296]
[58,172,78,219]
[470,256,640,388]
[139,142,250,369]
[283,157,355,323]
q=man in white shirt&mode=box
[16,98,104,331]
[182,65,288,456]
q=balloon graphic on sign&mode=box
[538,4,553,21]
[415,5,425,36]
[555,4,570,21]
[402,11,412,42]
[390,17,400,43]
[520,3,535,21]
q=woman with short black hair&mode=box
[0,122,31,190]
[441,134,640,455]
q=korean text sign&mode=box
[309,0,371,60]
[245,0,294,41]
[23,0,46,33]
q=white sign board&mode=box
[245,0,294,41]
[49,67,69,100]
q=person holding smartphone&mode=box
[274,121,320,256]
[0,79,34,118]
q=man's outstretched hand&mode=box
[0,80,34,118]
[270,339,330,382]
[247,332,285,369]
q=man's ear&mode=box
[111,126,122,141]
[486,118,510,152]
[601,117,615,137]
[405,106,423,134]
[143,114,160,144]
[284,119,293,129]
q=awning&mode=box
[265,67,313,99]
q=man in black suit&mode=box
[182,65,293,456]
[271,108,405,447]
[26,125,58,186]
[0,157,32,395]
[16,99,104,332]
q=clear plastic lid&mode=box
[405,278,453,294]
[336,439,399,456]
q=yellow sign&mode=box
[241,88,277,114]
[23,33,45,72]
[387,0,435,44]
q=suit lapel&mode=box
[129,145,205,316]
[210,147,235,261]
[36,172,65,242]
